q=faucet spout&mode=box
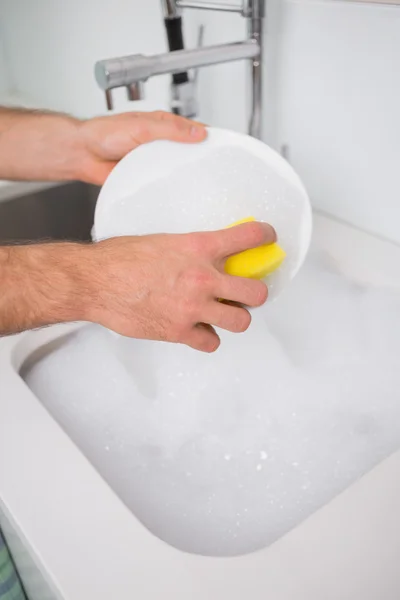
[95,41,260,92]
[94,0,265,139]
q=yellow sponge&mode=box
[224,216,286,280]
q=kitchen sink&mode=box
[0,182,100,244]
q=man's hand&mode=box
[0,107,206,183]
[0,105,272,352]
[86,221,275,352]
[0,222,275,352]
[77,111,207,185]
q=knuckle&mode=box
[204,341,220,353]
[199,335,220,353]
[170,321,189,343]
[227,308,251,333]
[187,325,220,353]
[186,233,215,256]
[177,295,199,322]
[250,281,269,307]
[135,120,152,141]
[205,235,219,257]
[183,265,214,291]
[169,112,189,128]
[247,221,265,245]
[152,110,165,120]
[174,114,189,130]
[236,310,252,332]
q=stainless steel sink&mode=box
[0,182,100,244]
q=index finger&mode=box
[212,221,277,260]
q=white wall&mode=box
[0,0,171,115]
[276,0,400,244]
[0,20,11,97]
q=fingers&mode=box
[177,228,271,307]
[185,323,221,353]
[183,221,276,263]
[217,274,268,307]
[136,111,207,144]
[212,221,277,260]
[204,303,252,333]
[149,110,206,130]
[183,301,254,353]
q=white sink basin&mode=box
[1,212,400,600]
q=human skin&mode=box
[0,108,274,351]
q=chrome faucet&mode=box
[94,0,265,139]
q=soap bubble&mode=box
[23,249,400,556]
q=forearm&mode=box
[0,243,93,335]
[0,107,85,182]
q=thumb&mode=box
[214,221,277,259]
[138,112,207,144]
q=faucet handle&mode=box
[197,22,205,49]
[105,90,114,111]
[169,23,203,118]
[193,23,205,86]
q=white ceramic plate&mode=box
[94,127,312,300]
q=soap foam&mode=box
[23,249,400,557]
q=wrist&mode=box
[47,113,87,182]
[0,108,85,182]
[0,243,95,335]
[80,238,127,327]
[32,242,96,325]
[39,243,95,324]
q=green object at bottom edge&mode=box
[0,530,27,600]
